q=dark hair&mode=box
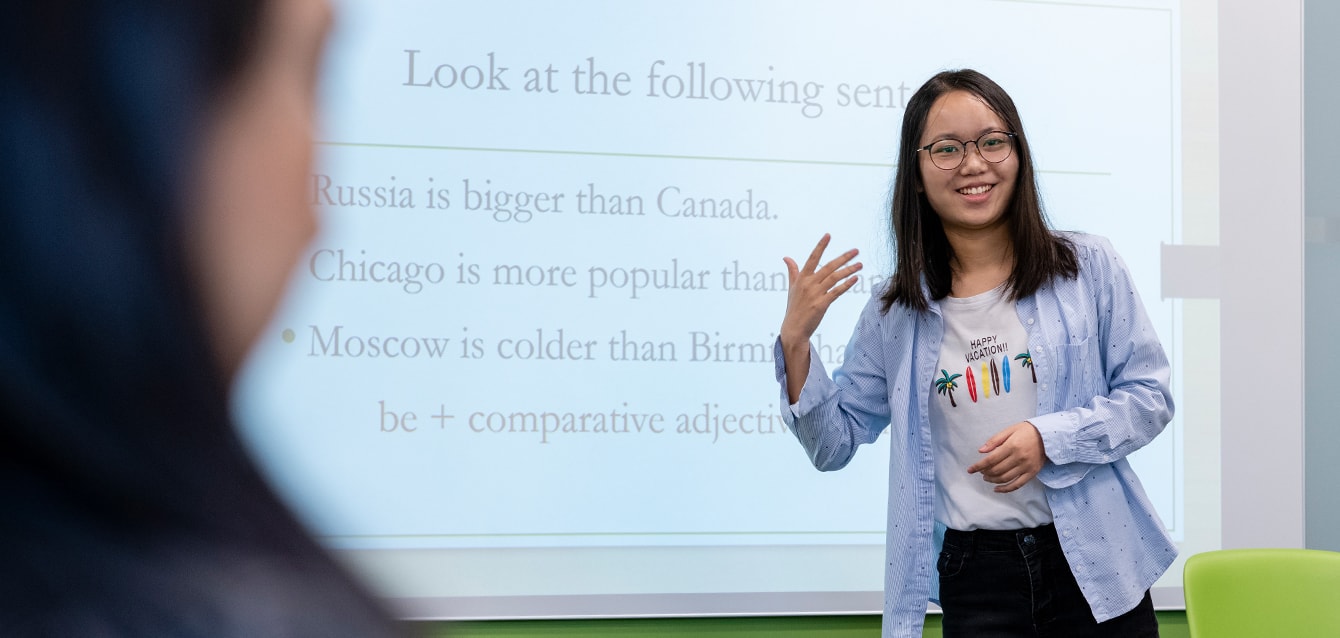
[880,69,1077,313]
[0,2,402,634]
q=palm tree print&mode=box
[1014,351,1037,383]
[935,369,963,407]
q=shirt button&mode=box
[1027,318,1035,325]
[1041,385,1048,391]
[1063,530,1073,538]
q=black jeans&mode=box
[937,524,1159,638]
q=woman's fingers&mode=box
[800,259,861,302]
[801,233,832,274]
[828,273,862,300]
[793,234,858,281]
[815,248,859,280]
[783,256,800,284]
[782,236,861,344]
[828,261,863,286]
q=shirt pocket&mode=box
[1052,338,1105,409]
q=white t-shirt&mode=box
[929,283,1052,531]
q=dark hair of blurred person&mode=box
[0,0,409,635]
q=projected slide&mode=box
[234,0,1186,613]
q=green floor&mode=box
[422,611,1189,637]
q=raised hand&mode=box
[779,234,862,402]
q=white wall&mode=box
[1220,0,1305,549]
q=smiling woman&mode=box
[775,70,1174,638]
[0,0,405,635]
[914,92,1020,253]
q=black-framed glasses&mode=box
[917,131,1017,170]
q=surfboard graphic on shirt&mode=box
[965,366,978,403]
[936,341,1036,407]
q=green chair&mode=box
[1183,548,1340,637]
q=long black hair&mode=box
[0,2,404,635]
[880,69,1077,313]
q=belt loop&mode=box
[961,528,976,559]
[945,527,977,558]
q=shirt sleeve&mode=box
[774,292,893,471]
[1029,236,1174,486]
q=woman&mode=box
[1,0,406,635]
[777,70,1175,637]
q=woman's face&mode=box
[916,90,1019,238]
[190,0,332,377]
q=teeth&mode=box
[958,185,991,195]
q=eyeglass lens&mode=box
[926,132,1013,170]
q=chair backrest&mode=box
[1183,548,1340,638]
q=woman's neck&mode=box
[946,226,1013,298]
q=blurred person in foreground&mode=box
[0,0,408,635]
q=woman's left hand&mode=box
[967,422,1046,493]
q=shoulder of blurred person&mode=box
[0,1,409,635]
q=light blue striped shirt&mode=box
[775,233,1176,638]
